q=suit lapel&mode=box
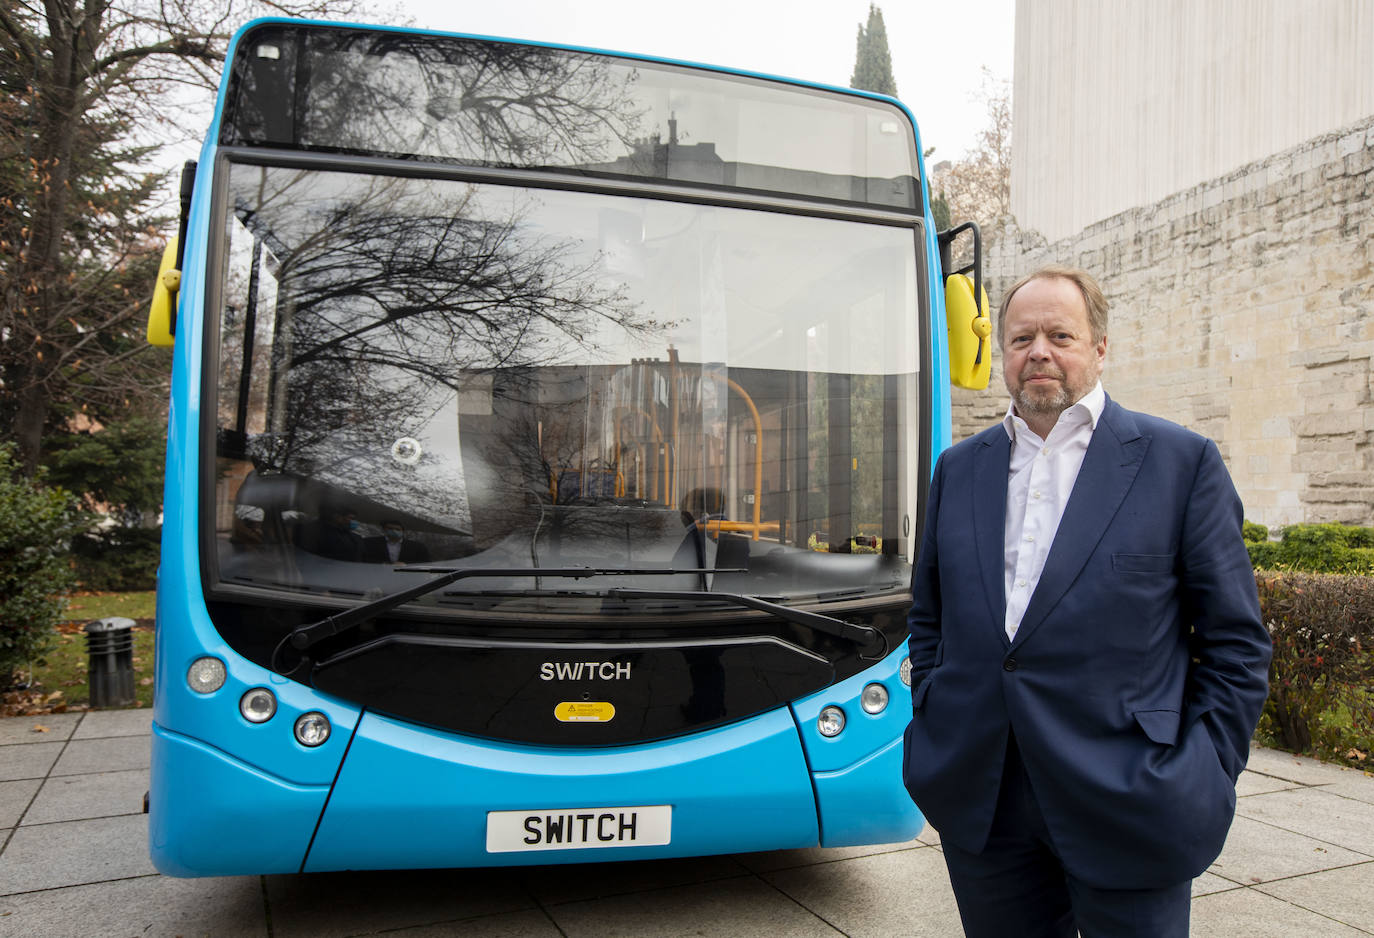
[1011,401,1151,648]
[972,428,1011,642]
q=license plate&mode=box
[486,804,672,853]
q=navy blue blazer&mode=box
[902,397,1271,889]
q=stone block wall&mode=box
[951,115,1374,528]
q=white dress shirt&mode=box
[1002,382,1106,640]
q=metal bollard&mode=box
[86,616,137,708]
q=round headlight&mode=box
[186,657,226,694]
[239,687,277,723]
[817,705,846,738]
[294,711,332,747]
[899,656,912,687]
[861,682,890,714]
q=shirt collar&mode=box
[1002,381,1106,442]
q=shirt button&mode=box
[1024,535,1034,543]
[1016,579,1027,588]
[1041,447,1049,455]
[1033,490,1043,499]
[1003,657,1018,672]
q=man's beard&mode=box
[1012,368,1089,424]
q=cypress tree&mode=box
[850,5,899,97]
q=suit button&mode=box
[1003,657,1018,672]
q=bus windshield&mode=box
[212,163,922,613]
[223,23,919,210]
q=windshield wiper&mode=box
[606,588,888,659]
[283,567,741,659]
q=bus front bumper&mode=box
[304,707,821,871]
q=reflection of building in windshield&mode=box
[450,354,901,565]
[586,115,914,207]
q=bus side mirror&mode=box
[937,220,990,390]
[945,272,991,389]
[147,236,178,347]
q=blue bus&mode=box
[145,19,990,876]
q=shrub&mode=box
[0,445,84,683]
[70,525,161,592]
[1255,571,1374,756]
[43,418,164,591]
[1246,523,1374,575]
[1242,520,1269,543]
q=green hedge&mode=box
[1245,522,1374,575]
[71,525,161,592]
[1255,571,1374,757]
[0,445,84,682]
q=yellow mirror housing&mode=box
[147,237,179,347]
[945,273,992,390]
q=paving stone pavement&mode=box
[0,710,1371,936]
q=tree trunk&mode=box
[7,0,86,474]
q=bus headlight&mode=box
[239,687,277,723]
[899,657,912,686]
[294,712,331,747]
[817,705,846,738]
[186,657,226,694]
[861,682,889,714]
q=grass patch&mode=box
[64,590,156,622]
[3,591,156,715]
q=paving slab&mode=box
[1207,814,1371,885]
[733,840,919,875]
[1316,770,1374,806]
[1236,769,1306,797]
[1192,871,1240,897]
[72,709,153,740]
[265,867,537,938]
[0,713,82,745]
[382,908,567,937]
[545,874,844,938]
[0,872,266,938]
[0,814,154,894]
[520,853,748,905]
[49,733,150,777]
[0,778,41,829]
[1191,884,1369,936]
[1256,861,1374,933]
[1245,748,1360,787]
[22,768,148,826]
[764,844,965,938]
[1235,788,1374,857]
[0,741,63,782]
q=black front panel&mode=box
[311,634,833,745]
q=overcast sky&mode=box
[397,0,1016,162]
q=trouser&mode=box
[939,733,1191,938]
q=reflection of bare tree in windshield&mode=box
[221,168,667,535]
[229,26,646,169]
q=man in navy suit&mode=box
[903,265,1270,936]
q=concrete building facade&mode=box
[1011,0,1374,243]
[952,0,1374,529]
[952,115,1374,528]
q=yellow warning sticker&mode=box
[555,701,616,723]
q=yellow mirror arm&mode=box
[146,237,180,347]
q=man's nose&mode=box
[1027,336,1052,358]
